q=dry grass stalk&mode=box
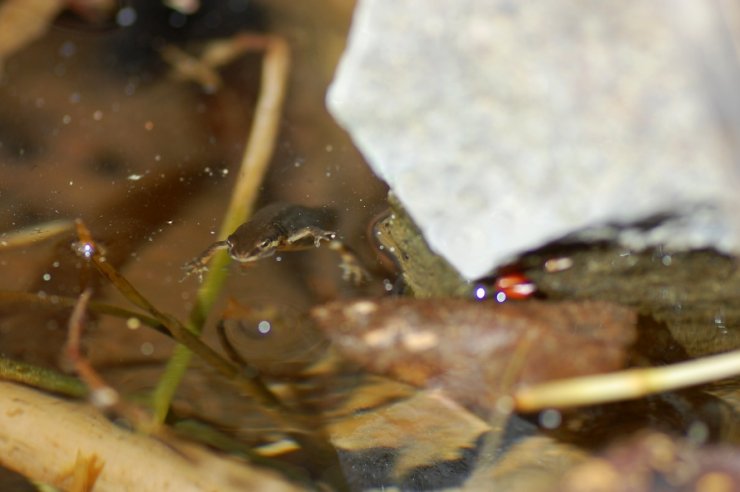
[0,219,74,249]
[514,348,740,411]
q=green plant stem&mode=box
[152,34,290,423]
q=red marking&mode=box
[494,273,537,300]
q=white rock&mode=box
[328,0,740,279]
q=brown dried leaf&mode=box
[326,388,489,480]
[553,432,740,492]
[311,299,636,412]
[320,375,417,419]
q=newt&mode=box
[182,203,368,284]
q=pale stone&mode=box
[328,0,740,279]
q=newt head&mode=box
[226,226,282,263]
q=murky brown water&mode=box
[0,2,738,491]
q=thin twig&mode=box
[514,348,740,411]
[153,33,290,423]
[65,288,119,409]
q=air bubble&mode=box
[74,242,95,259]
[116,7,138,26]
[539,409,562,429]
[257,320,271,334]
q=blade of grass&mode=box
[152,33,290,423]
[0,290,165,335]
[0,218,74,249]
[0,355,87,398]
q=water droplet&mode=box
[714,309,728,335]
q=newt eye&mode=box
[258,239,271,249]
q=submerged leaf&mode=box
[311,299,636,413]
